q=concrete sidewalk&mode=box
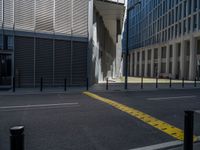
[169,142,200,150]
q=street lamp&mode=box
[124,1,141,89]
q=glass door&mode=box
[0,54,12,86]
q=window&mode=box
[4,35,14,50]
[170,45,173,57]
[0,35,3,50]
[193,14,197,31]
[161,47,166,58]
[188,17,191,33]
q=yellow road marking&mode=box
[83,91,198,141]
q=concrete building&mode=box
[0,0,125,88]
[126,0,200,80]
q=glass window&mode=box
[4,35,14,50]
[193,14,197,31]
[0,35,3,50]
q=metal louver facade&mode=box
[0,0,89,87]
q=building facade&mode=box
[126,0,200,80]
[0,0,124,88]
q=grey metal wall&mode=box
[15,36,34,87]
[0,0,88,37]
[14,36,87,87]
[54,40,71,86]
[35,38,53,86]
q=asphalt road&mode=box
[0,89,200,150]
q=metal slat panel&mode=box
[55,0,71,35]
[54,40,71,86]
[3,0,14,29]
[36,0,54,32]
[15,36,34,87]
[73,0,88,37]
[14,0,34,31]
[0,0,2,28]
[35,38,53,86]
[72,41,87,85]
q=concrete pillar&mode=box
[172,43,178,78]
[150,49,154,77]
[189,37,197,80]
[134,51,137,76]
[158,47,162,77]
[139,50,142,76]
[166,45,170,75]
[130,52,133,76]
[180,40,186,79]
[144,49,148,77]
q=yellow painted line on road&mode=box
[83,91,198,142]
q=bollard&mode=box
[141,76,143,89]
[106,78,108,90]
[86,77,89,91]
[13,77,15,92]
[194,78,197,87]
[64,78,67,91]
[10,126,24,150]
[184,111,194,150]
[169,77,172,88]
[40,77,43,92]
[182,78,185,88]
[156,77,158,88]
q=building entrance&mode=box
[0,54,12,86]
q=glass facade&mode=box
[126,0,200,50]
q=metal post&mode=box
[106,78,108,90]
[13,77,15,92]
[182,78,185,88]
[40,77,43,92]
[194,77,197,87]
[184,111,194,150]
[169,77,172,88]
[64,78,67,91]
[124,10,129,90]
[141,76,143,89]
[156,77,158,88]
[10,126,24,150]
[86,78,89,91]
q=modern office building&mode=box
[0,0,125,88]
[126,0,200,80]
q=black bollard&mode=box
[182,78,185,88]
[169,77,172,88]
[194,78,197,87]
[10,126,24,150]
[156,77,158,88]
[106,78,108,90]
[40,77,43,92]
[184,111,194,150]
[141,76,143,89]
[13,77,15,92]
[64,78,67,91]
[86,78,89,91]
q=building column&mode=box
[157,47,161,77]
[180,40,186,79]
[150,49,154,77]
[130,52,133,76]
[189,37,197,80]
[144,49,148,77]
[134,51,137,76]
[166,45,170,75]
[172,43,178,78]
[139,50,142,76]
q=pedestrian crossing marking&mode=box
[83,91,197,141]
